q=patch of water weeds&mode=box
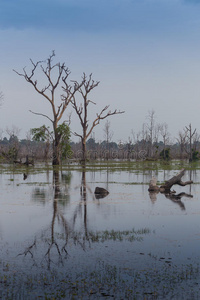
[0,261,200,299]
[78,227,150,243]
[21,182,51,186]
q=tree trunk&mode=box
[52,139,60,166]
[81,139,87,163]
[52,127,61,166]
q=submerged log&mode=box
[160,169,193,193]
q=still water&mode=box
[0,163,200,299]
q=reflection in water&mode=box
[149,191,193,211]
[149,191,159,204]
[19,169,150,270]
[32,170,71,205]
[33,188,47,203]
[2,166,200,298]
[20,170,72,269]
[164,192,193,211]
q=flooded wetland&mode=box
[0,161,200,299]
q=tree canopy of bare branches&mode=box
[70,73,124,162]
[14,51,82,165]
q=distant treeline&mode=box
[0,134,199,163]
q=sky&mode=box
[1,0,200,143]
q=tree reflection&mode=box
[19,169,72,269]
[31,169,71,204]
[164,192,193,211]
[19,168,150,270]
[149,191,159,204]
[149,191,193,211]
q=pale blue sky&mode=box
[1,0,200,142]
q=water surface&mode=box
[0,163,200,299]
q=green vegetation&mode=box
[192,149,200,161]
[160,147,171,160]
[1,159,200,176]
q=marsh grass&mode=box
[82,227,150,243]
[1,159,200,176]
[0,261,199,299]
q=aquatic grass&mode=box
[0,260,199,299]
[86,227,151,243]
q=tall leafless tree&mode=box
[14,51,83,165]
[70,73,124,163]
[176,130,187,159]
[6,125,21,139]
[103,120,113,145]
[103,120,113,158]
[184,123,197,162]
[145,110,159,158]
[159,122,170,160]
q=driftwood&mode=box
[148,177,160,192]
[160,169,193,193]
[148,169,193,193]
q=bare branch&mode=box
[86,107,124,139]
[73,131,83,139]
[29,110,53,123]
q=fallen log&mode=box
[148,169,193,193]
[160,169,193,193]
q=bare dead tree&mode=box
[103,120,113,159]
[6,125,21,139]
[103,120,113,145]
[184,123,197,162]
[159,122,170,160]
[70,73,125,163]
[176,130,187,159]
[14,51,83,165]
[145,109,158,158]
[192,131,200,152]
[130,129,141,158]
